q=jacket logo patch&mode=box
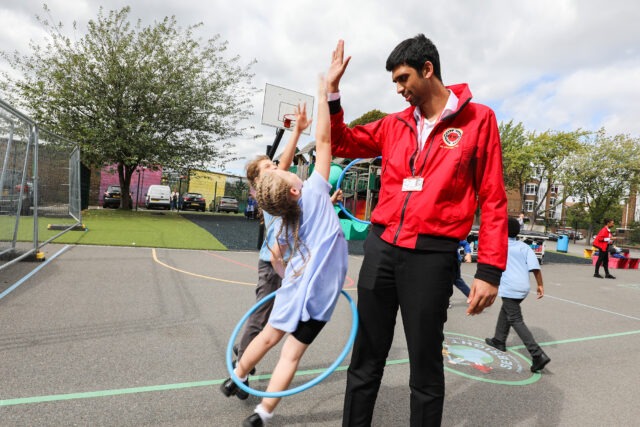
[442,128,463,147]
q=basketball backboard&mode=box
[261,83,314,135]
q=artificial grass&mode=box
[40,209,225,250]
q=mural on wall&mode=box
[187,169,227,208]
[99,165,163,207]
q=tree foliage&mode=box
[526,129,587,227]
[566,130,640,231]
[1,5,257,208]
[500,120,531,205]
[348,109,387,128]
[501,120,589,228]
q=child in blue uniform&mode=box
[449,239,472,308]
[229,104,311,400]
[485,217,551,373]
[221,76,348,426]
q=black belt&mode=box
[372,223,459,252]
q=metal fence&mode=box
[0,98,81,270]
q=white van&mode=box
[145,185,171,210]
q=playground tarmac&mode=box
[1,236,639,426]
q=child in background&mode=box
[485,217,551,373]
[449,239,472,308]
[221,76,348,427]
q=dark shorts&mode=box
[292,319,326,345]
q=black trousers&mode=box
[493,297,543,358]
[237,260,282,358]
[595,249,610,275]
[343,233,456,427]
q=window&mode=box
[548,210,556,219]
[549,197,556,207]
[550,184,560,194]
[525,201,534,212]
[525,184,538,195]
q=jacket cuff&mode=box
[474,263,502,286]
[329,98,341,115]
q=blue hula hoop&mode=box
[226,289,358,398]
[335,157,382,225]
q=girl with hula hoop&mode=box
[221,76,349,427]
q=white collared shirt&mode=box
[413,90,459,151]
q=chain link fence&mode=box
[0,98,81,270]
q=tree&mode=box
[565,129,640,240]
[1,6,257,209]
[500,120,532,213]
[348,109,387,128]
[501,120,588,229]
[527,129,587,229]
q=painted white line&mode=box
[539,293,640,321]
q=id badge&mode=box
[402,176,424,192]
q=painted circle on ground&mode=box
[226,289,359,397]
[443,332,541,385]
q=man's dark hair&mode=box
[604,218,613,225]
[508,217,521,238]
[385,34,442,81]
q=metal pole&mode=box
[267,128,285,160]
[32,126,39,252]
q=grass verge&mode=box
[7,209,226,250]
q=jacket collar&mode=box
[396,83,473,123]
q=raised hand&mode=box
[327,40,351,93]
[294,103,311,134]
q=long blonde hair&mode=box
[255,172,308,274]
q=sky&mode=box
[1,0,639,176]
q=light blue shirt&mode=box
[259,211,283,262]
[268,171,348,332]
[499,237,540,299]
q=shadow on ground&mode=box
[182,213,366,255]
[182,214,595,264]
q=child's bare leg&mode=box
[261,334,309,413]
[236,324,285,378]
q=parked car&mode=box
[556,228,584,240]
[546,232,559,241]
[212,196,239,213]
[102,185,122,208]
[181,192,206,211]
[0,181,33,216]
[145,185,171,210]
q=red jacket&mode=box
[330,83,507,282]
[593,226,612,252]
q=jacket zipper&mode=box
[393,117,419,244]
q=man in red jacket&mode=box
[327,35,508,426]
[593,218,616,279]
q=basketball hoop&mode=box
[283,114,296,129]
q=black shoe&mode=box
[605,274,616,279]
[485,337,506,352]
[530,352,551,372]
[242,413,264,427]
[220,377,249,400]
[593,273,603,278]
[233,345,256,375]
